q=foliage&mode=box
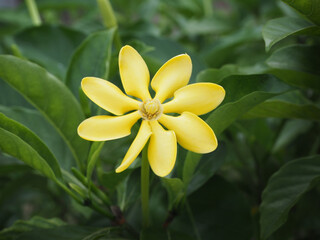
[0,0,319,239]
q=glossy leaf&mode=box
[0,55,89,169]
[0,105,74,169]
[66,29,115,98]
[260,155,320,239]
[14,25,86,80]
[282,0,320,26]
[244,100,320,120]
[262,16,320,51]
[266,45,320,90]
[0,113,58,180]
[206,74,290,135]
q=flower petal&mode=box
[116,120,152,173]
[78,111,140,141]
[151,54,192,103]
[163,83,225,115]
[159,112,217,153]
[148,121,177,177]
[82,77,140,115]
[119,45,151,101]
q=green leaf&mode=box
[0,113,58,180]
[183,73,290,189]
[282,0,320,26]
[162,178,185,210]
[202,23,262,67]
[139,36,206,80]
[0,216,65,238]
[66,29,115,98]
[260,155,320,239]
[206,74,290,135]
[184,142,227,195]
[82,227,135,240]
[0,105,74,169]
[100,168,134,192]
[196,63,268,84]
[0,55,89,169]
[266,45,320,90]
[244,100,320,120]
[272,119,312,153]
[262,16,320,51]
[172,176,253,240]
[14,25,86,80]
[0,216,98,240]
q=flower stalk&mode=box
[141,145,150,228]
[96,0,122,50]
[25,0,42,26]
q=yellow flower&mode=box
[77,45,225,177]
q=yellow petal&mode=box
[163,83,225,115]
[159,112,217,153]
[151,54,192,103]
[116,120,152,173]
[82,77,140,115]
[148,121,177,177]
[119,45,151,101]
[78,111,140,141]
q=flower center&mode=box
[138,98,163,121]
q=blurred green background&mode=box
[0,0,320,239]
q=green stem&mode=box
[202,0,213,17]
[97,0,117,29]
[55,180,82,204]
[96,0,122,51]
[141,146,150,228]
[25,0,42,26]
[56,179,113,218]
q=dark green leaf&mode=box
[171,176,253,240]
[244,100,320,120]
[82,227,135,240]
[266,45,320,90]
[139,36,206,80]
[183,74,290,193]
[272,119,313,153]
[0,55,89,169]
[262,16,320,51]
[100,169,134,192]
[207,74,290,135]
[14,25,86,80]
[0,216,65,239]
[0,216,98,240]
[203,23,262,67]
[66,29,115,98]
[260,155,320,239]
[184,142,227,194]
[0,105,74,169]
[0,114,57,180]
[282,0,320,26]
[162,178,185,210]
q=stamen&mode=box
[138,99,163,120]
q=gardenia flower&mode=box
[78,45,225,177]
